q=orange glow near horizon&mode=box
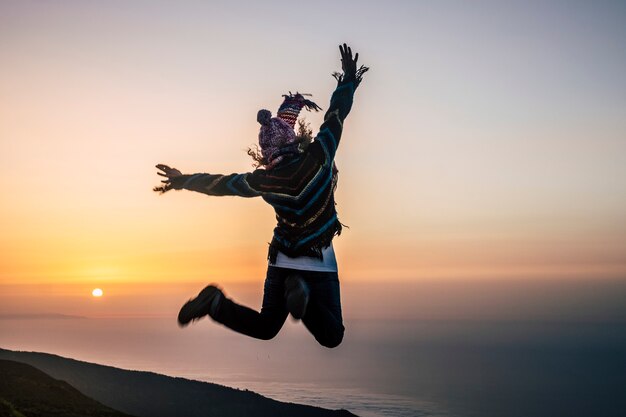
[1,1,626,321]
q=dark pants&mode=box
[210,266,345,348]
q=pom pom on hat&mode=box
[257,109,272,126]
[256,93,321,169]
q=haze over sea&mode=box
[2,279,625,417]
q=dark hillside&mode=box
[0,348,357,417]
[0,359,133,417]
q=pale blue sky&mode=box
[1,0,625,283]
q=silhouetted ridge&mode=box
[0,348,357,417]
[0,359,133,417]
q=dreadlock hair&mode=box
[246,144,267,168]
[295,118,314,152]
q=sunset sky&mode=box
[1,1,625,318]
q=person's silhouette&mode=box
[155,44,368,348]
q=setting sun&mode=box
[92,288,103,297]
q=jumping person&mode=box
[154,44,367,348]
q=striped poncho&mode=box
[170,79,357,262]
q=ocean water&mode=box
[1,315,625,417]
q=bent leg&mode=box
[300,271,345,348]
[211,267,289,340]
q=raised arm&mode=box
[315,43,368,161]
[154,164,264,197]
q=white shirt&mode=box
[270,243,338,272]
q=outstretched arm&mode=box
[154,164,262,197]
[315,43,368,161]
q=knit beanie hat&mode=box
[257,93,321,168]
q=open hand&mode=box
[335,43,368,87]
[154,164,182,193]
[339,43,359,80]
